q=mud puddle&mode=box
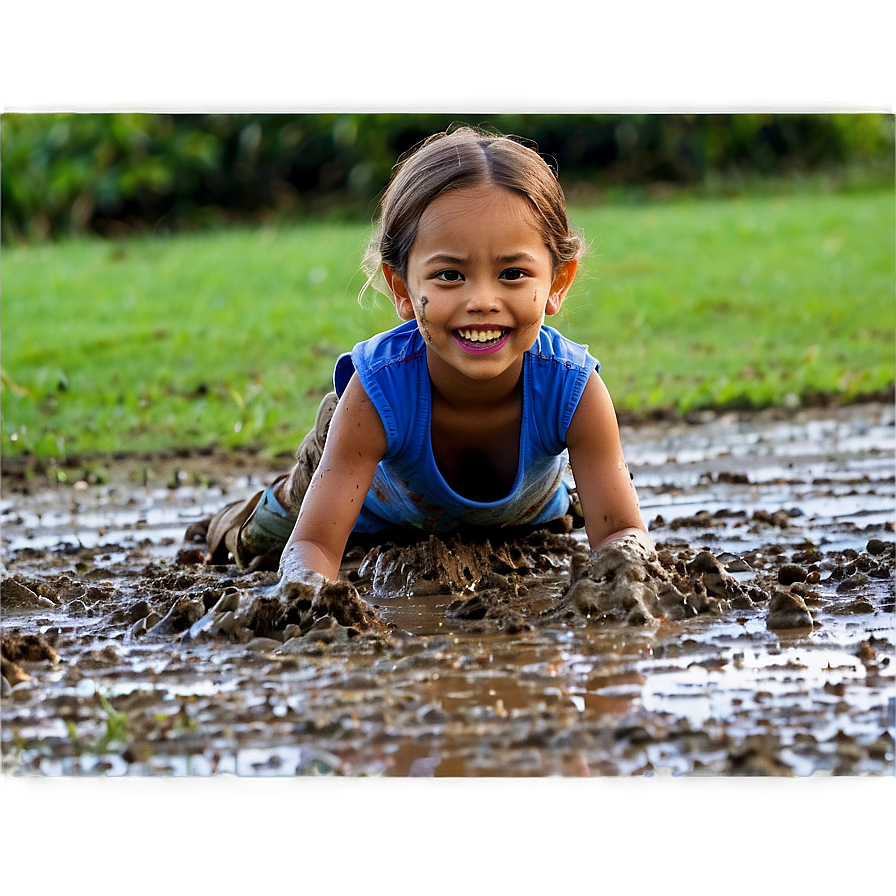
[2,403,893,776]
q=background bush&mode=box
[2,112,893,241]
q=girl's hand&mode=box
[187,558,385,643]
[563,531,665,626]
[278,551,331,592]
[275,539,385,632]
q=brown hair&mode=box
[362,125,585,296]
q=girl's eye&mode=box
[500,269,527,281]
[436,270,464,282]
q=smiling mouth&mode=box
[455,327,509,344]
[452,327,512,356]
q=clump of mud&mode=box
[1,630,59,664]
[3,519,893,649]
[1,573,62,612]
[182,526,731,640]
[352,528,575,598]
[345,529,894,634]
[347,528,582,633]
[550,537,766,626]
[350,528,772,631]
[1,630,59,688]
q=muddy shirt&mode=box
[334,320,599,534]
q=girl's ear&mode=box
[545,259,578,316]
[382,263,416,321]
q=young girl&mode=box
[202,126,652,591]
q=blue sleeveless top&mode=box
[334,320,599,534]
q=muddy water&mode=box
[1,403,893,777]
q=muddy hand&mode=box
[563,533,670,626]
[270,571,388,637]
[188,568,385,641]
[185,566,322,642]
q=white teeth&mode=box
[458,329,505,343]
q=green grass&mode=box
[568,190,895,413]
[2,188,893,460]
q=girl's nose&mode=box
[466,286,501,313]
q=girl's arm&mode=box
[565,372,654,553]
[279,374,387,584]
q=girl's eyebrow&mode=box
[421,253,466,266]
[420,251,539,266]
[496,252,539,264]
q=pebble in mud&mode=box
[766,590,814,631]
[777,564,808,586]
[865,538,894,557]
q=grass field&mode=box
[2,187,893,461]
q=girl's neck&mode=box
[425,351,525,411]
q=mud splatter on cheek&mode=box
[417,295,434,344]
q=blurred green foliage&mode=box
[2,112,893,242]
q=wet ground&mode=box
[1,402,893,777]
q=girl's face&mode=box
[382,185,577,389]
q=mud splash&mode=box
[2,403,894,776]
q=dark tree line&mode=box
[2,112,892,241]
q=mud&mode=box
[1,402,894,776]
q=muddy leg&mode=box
[278,391,339,513]
[202,392,339,569]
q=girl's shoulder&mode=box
[360,319,423,368]
[335,320,423,396]
[525,326,600,447]
[528,325,599,373]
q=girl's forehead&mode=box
[422,183,530,219]
[414,185,544,247]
